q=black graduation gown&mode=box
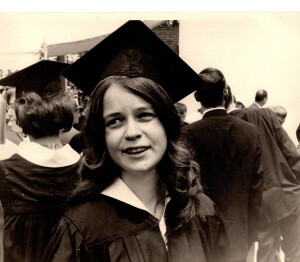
[42,193,229,262]
[0,151,80,262]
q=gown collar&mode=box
[102,177,170,219]
[17,141,80,167]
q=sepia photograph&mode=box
[0,7,300,262]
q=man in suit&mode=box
[225,87,300,262]
[182,68,263,262]
[248,89,268,109]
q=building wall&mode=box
[152,21,179,55]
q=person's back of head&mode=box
[269,106,287,125]
[15,92,74,139]
[236,101,245,110]
[223,84,233,109]
[255,89,268,106]
[174,102,187,121]
[296,124,300,143]
[194,67,226,108]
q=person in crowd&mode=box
[72,104,84,130]
[6,103,25,144]
[69,105,88,154]
[174,102,189,127]
[42,20,229,262]
[0,93,18,158]
[0,93,17,262]
[269,105,287,125]
[225,85,245,118]
[296,124,300,153]
[182,67,263,262]
[0,60,81,262]
[0,87,24,145]
[59,102,81,145]
[248,89,268,109]
[224,86,300,262]
[236,101,245,110]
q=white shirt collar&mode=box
[227,107,239,114]
[17,141,80,167]
[254,102,262,108]
[203,106,226,116]
[0,139,18,160]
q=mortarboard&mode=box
[62,20,201,102]
[0,60,69,99]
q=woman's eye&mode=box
[106,118,123,128]
[138,112,156,121]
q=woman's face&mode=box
[103,83,167,175]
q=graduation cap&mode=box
[62,20,201,102]
[0,60,69,99]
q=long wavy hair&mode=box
[78,75,202,229]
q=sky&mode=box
[0,12,299,144]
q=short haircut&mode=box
[174,102,187,116]
[232,95,237,104]
[195,67,226,107]
[236,101,245,110]
[224,84,233,109]
[269,106,287,119]
[255,89,268,102]
[15,92,75,138]
[296,124,300,142]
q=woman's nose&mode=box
[124,119,142,140]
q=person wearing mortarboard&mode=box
[0,60,81,262]
[42,20,229,262]
[0,90,19,262]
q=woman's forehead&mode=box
[103,84,152,115]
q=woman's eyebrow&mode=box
[103,112,122,119]
[135,106,154,111]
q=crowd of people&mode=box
[0,20,299,262]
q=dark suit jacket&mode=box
[228,109,244,118]
[234,108,300,225]
[182,109,263,261]
[248,103,260,109]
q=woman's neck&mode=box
[28,135,63,150]
[121,170,164,219]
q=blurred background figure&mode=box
[0,90,18,262]
[226,101,300,262]
[5,102,25,145]
[236,101,245,110]
[224,85,244,118]
[296,124,300,153]
[248,89,268,109]
[59,101,81,146]
[0,60,81,262]
[174,102,189,127]
[0,91,18,158]
[269,106,287,125]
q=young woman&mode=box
[42,76,228,262]
[0,91,81,262]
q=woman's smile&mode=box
[103,83,167,175]
[122,146,151,155]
